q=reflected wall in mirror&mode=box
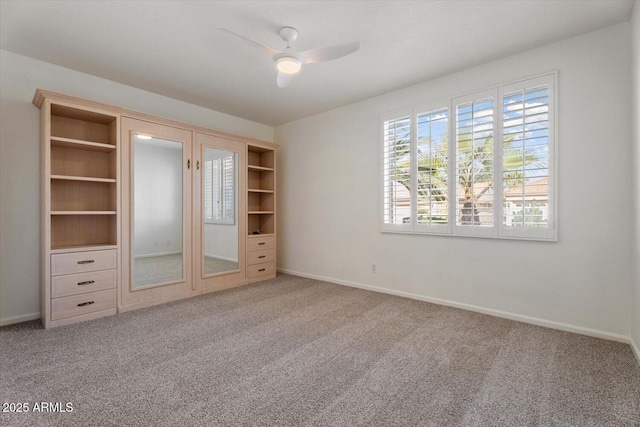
[133,135,184,288]
[203,147,238,276]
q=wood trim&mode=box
[631,337,640,366]
[120,118,194,308]
[196,278,250,294]
[41,99,51,329]
[33,89,277,149]
[248,274,276,284]
[47,308,117,328]
[193,133,247,291]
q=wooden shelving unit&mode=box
[35,91,120,328]
[33,89,279,328]
[247,145,275,236]
[247,143,277,282]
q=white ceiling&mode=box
[0,0,634,126]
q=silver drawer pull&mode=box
[258,256,266,259]
[77,301,95,307]
[258,268,266,272]
[258,242,266,246]
[77,280,95,286]
[77,260,95,265]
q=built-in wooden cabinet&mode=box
[34,90,278,328]
[34,92,120,328]
[119,118,193,311]
[194,133,247,292]
[247,144,277,282]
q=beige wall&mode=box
[276,23,634,340]
[0,50,273,325]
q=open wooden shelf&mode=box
[248,213,274,235]
[50,104,117,145]
[51,136,116,152]
[46,100,120,268]
[51,140,117,180]
[248,170,274,191]
[247,144,276,237]
[51,214,117,249]
[51,175,116,183]
[248,165,274,172]
[51,179,117,211]
[51,211,116,215]
[248,147,274,169]
[51,243,118,254]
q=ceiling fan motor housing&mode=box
[279,27,299,46]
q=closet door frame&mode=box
[194,132,247,291]
[120,117,193,311]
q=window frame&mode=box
[380,72,558,241]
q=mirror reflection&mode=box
[203,147,238,276]
[133,135,183,288]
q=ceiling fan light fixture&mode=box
[276,56,302,74]
[219,27,359,87]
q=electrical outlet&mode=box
[371,264,377,273]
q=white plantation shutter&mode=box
[453,89,496,236]
[212,159,222,219]
[204,160,213,220]
[204,153,236,224]
[382,111,412,231]
[380,73,556,241]
[500,74,555,239]
[415,106,450,233]
[223,155,234,221]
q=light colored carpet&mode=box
[1,273,638,426]
[134,254,238,287]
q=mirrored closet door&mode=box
[121,118,193,309]
[194,133,246,290]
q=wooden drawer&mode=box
[247,236,275,252]
[51,289,116,321]
[247,249,275,266]
[51,269,116,298]
[51,249,116,276]
[247,262,276,279]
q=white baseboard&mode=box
[631,337,640,365]
[204,253,238,263]
[277,268,632,345]
[0,312,40,327]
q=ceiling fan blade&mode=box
[218,28,280,57]
[299,41,360,64]
[277,72,295,88]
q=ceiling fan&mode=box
[219,27,360,88]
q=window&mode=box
[204,153,235,224]
[381,73,556,240]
